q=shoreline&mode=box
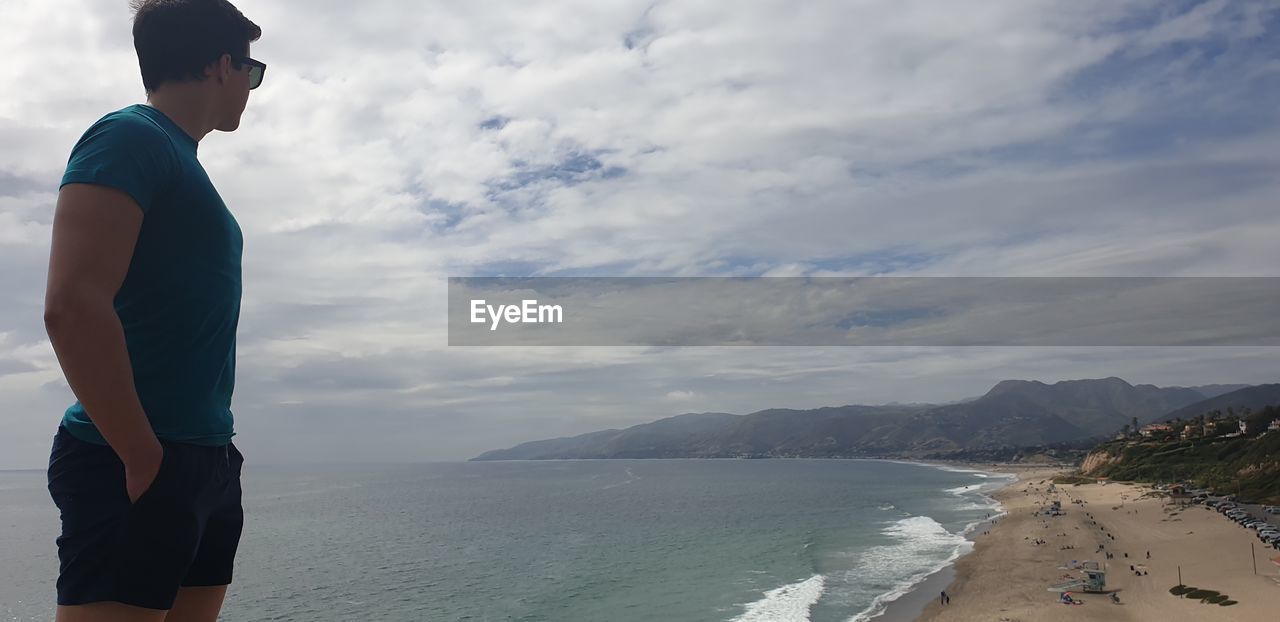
[912,467,1280,621]
[905,465,1060,622]
[860,461,1029,622]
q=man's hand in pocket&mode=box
[122,439,164,504]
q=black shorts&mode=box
[46,424,244,610]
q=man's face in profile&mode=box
[216,45,254,132]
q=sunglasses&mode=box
[230,54,266,90]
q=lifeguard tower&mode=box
[1049,560,1107,593]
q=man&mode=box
[43,1,264,620]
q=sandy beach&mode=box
[915,467,1280,621]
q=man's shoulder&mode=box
[71,105,181,166]
[63,105,185,207]
[86,105,169,139]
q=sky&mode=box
[1,0,1278,467]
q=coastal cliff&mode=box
[1079,448,1119,475]
[1079,408,1280,503]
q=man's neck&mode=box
[144,86,217,144]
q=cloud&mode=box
[664,390,696,402]
[1,0,1278,466]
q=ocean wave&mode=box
[729,574,826,622]
[951,486,1003,511]
[761,460,1015,622]
[946,476,1008,516]
[951,480,1009,532]
[878,460,1012,481]
[846,516,970,622]
[600,466,642,489]
[930,464,991,476]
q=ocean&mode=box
[1,459,1012,621]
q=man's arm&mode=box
[44,183,162,503]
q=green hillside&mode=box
[1082,406,1280,504]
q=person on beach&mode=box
[43,1,263,620]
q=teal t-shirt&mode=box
[59,104,242,447]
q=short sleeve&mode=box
[60,115,180,214]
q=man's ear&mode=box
[219,53,234,84]
[205,53,233,84]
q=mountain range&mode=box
[472,378,1273,461]
[1157,383,1280,423]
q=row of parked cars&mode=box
[1207,500,1280,550]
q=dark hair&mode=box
[130,0,261,93]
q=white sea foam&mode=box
[730,574,826,622]
[945,484,981,495]
[808,460,1016,621]
[879,460,1003,479]
[948,483,1003,514]
[931,464,989,475]
[848,463,1016,621]
[846,516,970,622]
[950,480,1010,533]
[946,475,1010,516]
[600,466,642,489]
